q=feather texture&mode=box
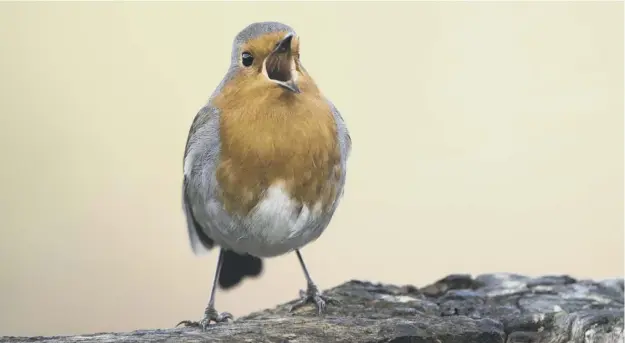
[181,21,350,289]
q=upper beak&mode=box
[264,33,300,94]
[272,33,294,56]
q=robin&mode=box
[177,21,351,331]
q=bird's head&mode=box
[226,22,312,96]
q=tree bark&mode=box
[2,273,623,343]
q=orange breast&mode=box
[213,72,341,216]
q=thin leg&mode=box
[288,250,340,315]
[176,249,233,331]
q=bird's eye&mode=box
[241,52,254,67]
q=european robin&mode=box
[177,21,351,330]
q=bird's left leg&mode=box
[288,250,340,315]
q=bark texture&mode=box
[2,273,623,343]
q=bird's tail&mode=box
[218,250,263,289]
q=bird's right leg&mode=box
[176,248,233,331]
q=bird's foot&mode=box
[288,283,340,315]
[176,307,233,331]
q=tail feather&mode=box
[219,250,263,289]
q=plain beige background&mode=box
[0,1,623,337]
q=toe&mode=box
[216,311,234,322]
[288,297,309,313]
[322,295,341,305]
[176,320,200,328]
[200,321,209,331]
[314,297,327,315]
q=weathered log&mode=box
[2,273,623,343]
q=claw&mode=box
[288,284,339,315]
[176,320,196,327]
[176,308,233,331]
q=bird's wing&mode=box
[327,100,352,204]
[328,100,352,167]
[182,103,222,255]
[181,102,265,286]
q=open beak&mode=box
[264,33,300,94]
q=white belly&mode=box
[205,183,330,257]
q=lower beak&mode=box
[279,79,301,94]
[264,33,300,94]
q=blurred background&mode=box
[0,1,622,337]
